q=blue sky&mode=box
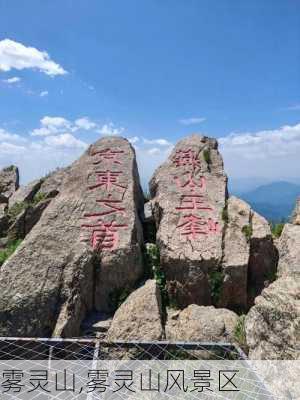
[0,0,299,191]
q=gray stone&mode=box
[9,179,43,208]
[37,167,70,199]
[107,280,164,341]
[7,199,52,241]
[277,224,300,277]
[291,198,300,225]
[220,196,251,310]
[150,134,228,308]
[248,211,278,306]
[165,304,238,342]
[0,166,19,199]
[0,137,144,337]
[143,201,154,223]
[0,203,8,236]
[245,276,300,360]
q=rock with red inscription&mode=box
[0,166,19,200]
[150,134,228,308]
[0,137,144,337]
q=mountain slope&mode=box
[237,181,300,222]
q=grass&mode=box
[242,224,253,242]
[0,239,22,266]
[203,148,211,165]
[271,222,284,239]
[234,314,247,348]
[208,270,224,304]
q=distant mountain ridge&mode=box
[236,181,300,222]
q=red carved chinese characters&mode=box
[81,147,128,251]
[172,148,219,242]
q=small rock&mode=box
[107,280,164,341]
[0,166,19,199]
[291,198,300,225]
[165,304,238,342]
[9,179,43,208]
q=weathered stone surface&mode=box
[9,179,43,208]
[7,199,51,241]
[166,304,238,342]
[291,198,300,225]
[245,276,300,360]
[220,196,250,311]
[150,134,227,308]
[37,167,70,199]
[247,211,278,306]
[277,223,300,277]
[0,166,19,199]
[107,280,164,341]
[143,201,154,223]
[0,203,8,236]
[0,137,144,337]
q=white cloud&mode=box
[147,147,161,155]
[128,136,139,144]
[179,117,206,125]
[44,133,88,149]
[219,122,300,180]
[0,128,26,143]
[98,123,124,136]
[40,90,48,97]
[143,138,172,146]
[2,76,21,84]
[74,117,96,130]
[285,104,300,111]
[0,39,67,76]
[31,116,71,136]
[0,142,26,155]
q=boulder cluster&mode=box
[0,134,298,360]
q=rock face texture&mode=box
[166,305,238,342]
[9,179,43,208]
[247,211,278,306]
[107,280,164,341]
[220,196,250,310]
[245,277,300,359]
[291,198,300,225]
[246,200,300,359]
[150,135,228,308]
[0,137,144,337]
[0,166,19,200]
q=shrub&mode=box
[203,148,211,165]
[0,239,22,266]
[208,270,224,304]
[242,224,252,241]
[234,315,247,348]
[7,202,27,221]
[32,191,47,205]
[271,223,284,239]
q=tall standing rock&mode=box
[0,137,144,337]
[150,135,228,308]
[219,196,251,311]
[0,166,19,200]
[246,199,300,359]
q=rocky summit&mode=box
[0,133,298,361]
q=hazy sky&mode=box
[0,0,299,190]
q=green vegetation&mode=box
[208,270,224,304]
[234,314,247,348]
[7,192,47,222]
[203,148,211,165]
[222,203,229,224]
[0,239,22,266]
[242,224,253,241]
[7,202,27,221]
[32,191,47,205]
[271,222,285,238]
